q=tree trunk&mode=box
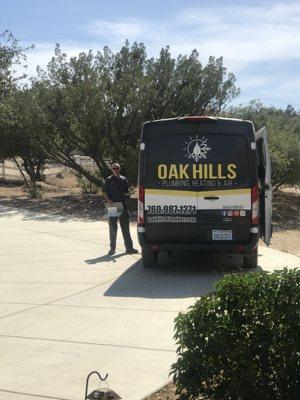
[22,157,45,183]
[22,158,36,183]
[13,157,31,190]
[35,160,45,181]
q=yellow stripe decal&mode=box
[145,188,251,197]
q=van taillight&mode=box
[251,185,259,225]
[138,186,145,225]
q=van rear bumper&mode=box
[138,232,259,253]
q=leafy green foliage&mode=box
[33,42,239,184]
[0,30,29,102]
[76,171,101,194]
[0,87,47,183]
[171,269,300,400]
[1,33,298,191]
[230,100,300,190]
[0,31,44,193]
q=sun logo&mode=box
[183,135,211,161]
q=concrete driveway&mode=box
[0,207,299,400]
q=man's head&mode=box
[111,163,121,177]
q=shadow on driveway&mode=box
[0,195,137,223]
[0,196,106,222]
[85,252,128,264]
[103,252,263,299]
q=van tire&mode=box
[244,248,258,268]
[142,250,158,268]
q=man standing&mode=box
[103,163,138,256]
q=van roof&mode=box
[144,116,250,125]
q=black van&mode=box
[137,116,272,268]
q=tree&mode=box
[1,88,48,184]
[0,32,45,192]
[34,42,240,185]
[0,30,28,102]
[229,100,300,190]
[0,30,25,139]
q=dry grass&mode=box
[0,181,26,197]
[45,170,80,189]
[268,187,300,256]
[273,187,299,230]
[144,383,179,400]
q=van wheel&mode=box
[244,248,258,268]
[142,250,158,268]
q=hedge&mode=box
[171,268,300,400]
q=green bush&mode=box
[55,171,64,179]
[229,101,300,190]
[28,185,42,199]
[171,269,300,400]
[76,172,100,194]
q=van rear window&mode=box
[145,132,250,190]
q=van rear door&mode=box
[191,129,253,244]
[142,129,198,243]
[140,119,255,245]
[255,126,273,245]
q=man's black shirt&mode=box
[104,175,129,203]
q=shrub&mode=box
[171,269,300,400]
[76,172,100,194]
[55,171,64,179]
[229,101,300,191]
[28,184,42,199]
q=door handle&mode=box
[204,196,219,200]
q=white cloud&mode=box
[78,3,300,73]
[15,2,300,106]
[180,3,300,26]
[84,18,143,40]
[29,3,300,73]
[170,2,300,70]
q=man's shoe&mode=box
[126,248,139,254]
[108,249,115,256]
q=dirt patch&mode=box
[144,383,179,400]
[265,230,300,256]
[265,187,300,256]
[0,181,27,197]
[45,171,80,189]
[0,181,137,221]
[272,187,300,230]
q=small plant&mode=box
[171,269,300,400]
[76,172,101,194]
[55,171,64,179]
[28,185,42,199]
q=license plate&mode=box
[212,229,233,240]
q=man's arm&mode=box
[102,191,113,204]
[124,177,130,198]
[103,179,113,204]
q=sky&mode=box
[1,0,300,109]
